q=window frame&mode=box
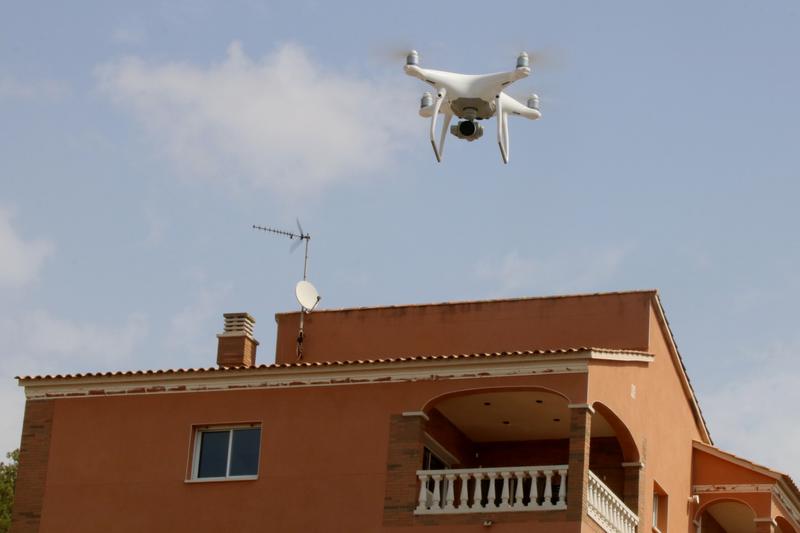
[652,481,668,532]
[189,424,261,483]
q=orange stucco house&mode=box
[11,290,800,532]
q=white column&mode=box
[444,474,456,511]
[513,471,525,508]
[472,472,483,509]
[458,473,470,510]
[431,475,442,510]
[488,472,499,509]
[557,469,567,507]
[542,470,554,508]
[500,472,511,509]
[417,474,428,511]
[530,469,541,507]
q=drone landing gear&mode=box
[429,88,451,163]
[495,95,510,164]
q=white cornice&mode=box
[20,352,599,400]
[774,483,800,527]
[693,484,773,494]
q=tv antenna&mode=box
[252,219,321,360]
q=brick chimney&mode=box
[216,312,259,367]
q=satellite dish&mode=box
[295,280,321,312]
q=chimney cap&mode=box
[218,312,256,340]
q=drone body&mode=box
[404,50,541,163]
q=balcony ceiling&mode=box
[435,391,615,442]
[705,502,756,533]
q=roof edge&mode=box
[650,292,713,444]
[274,289,659,317]
[16,347,652,383]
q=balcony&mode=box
[415,465,568,514]
[415,464,637,533]
[387,389,644,530]
[588,470,640,533]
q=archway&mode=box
[589,402,640,503]
[777,516,798,533]
[696,499,757,533]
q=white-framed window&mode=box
[652,493,659,528]
[652,481,668,532]
[191,425,261,481]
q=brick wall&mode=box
[11,399,54,533]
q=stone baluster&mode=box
[543,470,554,508]
[487,472,499,509]
[417,474,429,511]
[500,472,511,509]
[557,469,567,507]
[431,474,442,510]
[458,473,470,510]
[472,472,483,509]
[530,469,541,507]
[513,470,525,508]
[444,474,456,511]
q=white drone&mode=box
[404,50,541,164]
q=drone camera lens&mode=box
[458,120,476,137]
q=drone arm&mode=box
[476,67,531,97]
[429,88,447,162]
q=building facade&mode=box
[11,290,800,532]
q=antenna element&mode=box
[253,221,321,360]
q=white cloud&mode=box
[0,208,54,288]
[699,340,800,480]
[166,283,231,359]
[96,42,415,196]
[0,310,149,373]
[111,25,148,46]
[0,76,68,101]
[475,244,631,295]
[0,310,149,454]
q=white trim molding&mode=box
[403,411,430,421]
[567,403,596,414]
[621,461,645,469]
[754,517,778,526]
[20,354,591,400]
[693,484,774,494]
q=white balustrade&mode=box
[587,470,639,533]
[414,465,568,514]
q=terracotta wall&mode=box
[587,302,706,532]
[24,372,586,533]
[275,292,654,364]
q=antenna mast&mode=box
[252,220,319,360]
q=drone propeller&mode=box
[494,42,564,71]
[290,218,306,253]
[373,43,415,62]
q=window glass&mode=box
[197,430,229,478]
[422,447,447,470]
[229,428,261,476]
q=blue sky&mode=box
[2,1,800,478]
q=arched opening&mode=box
[591,402,640,463]
[589,402,640,504]
[414,387,573,513]
[777,516,798,533]
[424,388,572,469]
[696,499,757,533]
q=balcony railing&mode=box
[587,470,639,533]
[415,465,568,514]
